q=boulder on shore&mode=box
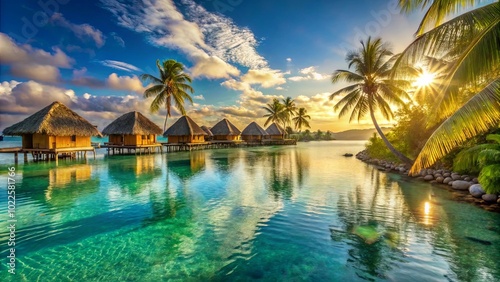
[469,184,485,198]
[482,194,498,203]
[452,180,471,190]
[436,176,444,183]
[451,174,462,180]
[424,175,434,181]
[443,177,453,184]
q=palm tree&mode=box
[293,107,311,132]
[263,98,286,127]
[396,1,500,173]
[330,37,412,164]
[140,59,194,132]
[282,97,297,128]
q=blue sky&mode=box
[0,0,426,132]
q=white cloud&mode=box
[51,13,106,47]
[100,0,268,79]
[10,64,61,83]
[288,66,329,82]
[99,60,142,72]
[180,0,267,69]
[193,95,205,100]
[0,33,73,67]
[106,73,146,94]
[0,33,74,82]
[286,58,292,62]
[190,55,240,79]
[241,68,286,88]
[276,87,284,91]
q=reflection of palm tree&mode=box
[330,37,412,164]
[140,59,194,132]
[396,2,500,172]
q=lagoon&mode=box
[0,141,499,281]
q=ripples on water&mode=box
[0,141,499,281]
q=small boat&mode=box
[343,153,353,157]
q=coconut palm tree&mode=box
[140,59,194,132]
[263,98,286,127]
[282,97,297,128]
[330,37,413,164]
[293,107,311,132]
[396,1,500,173]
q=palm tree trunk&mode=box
[369,106,413,165]
[163,114,168,133]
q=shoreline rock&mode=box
[355,150,500,213]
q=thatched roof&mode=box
[241,122,268,136]
[266,123,285,135]
[102,111,162,135]
[210,118,241,136]
[201,126,213,137]
[3,101,101,137]
[164,116,207,136]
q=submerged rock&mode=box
[452,180,471,190]
[469,184,485,198]
[465,236,492,245]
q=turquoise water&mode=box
[0,141,499,281]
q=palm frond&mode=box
[410,79,500,174]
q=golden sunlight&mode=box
[414,71,436,87]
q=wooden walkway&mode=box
[101,143,163,155]
[0,147,95,163]
[161,139,296,152]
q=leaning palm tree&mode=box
[396,1,500,173]
[330,37,412,164]
[263,98,286,127]
[293,107,311,132]
[140,59,194,132]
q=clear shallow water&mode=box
[0,141,499,281]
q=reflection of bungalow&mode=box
[265,123,285,140]
[241,122,269,143]
[164,116,207,144]
[201,126,213,141]
[210,118,241,141]
[102,111,162,146]
[2,101,100,161]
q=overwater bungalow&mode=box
[201,126,213,141]
[102,111,163,154]
[265,123,285,140]
[2,101,101,162]
[164,116,207,144]
[210,118,241,142]
[241,122,269,143]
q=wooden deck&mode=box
[161,139,296,152]
[102,143,163,155]
[0,146,95,163]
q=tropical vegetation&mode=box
[140,59,194,132]
[396,0,500,174]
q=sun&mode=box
[414,71,436,87]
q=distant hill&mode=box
[332,128,391,140]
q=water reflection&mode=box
[167,151,206,180]
[107,155,162,195]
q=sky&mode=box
[0,0,427,133]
